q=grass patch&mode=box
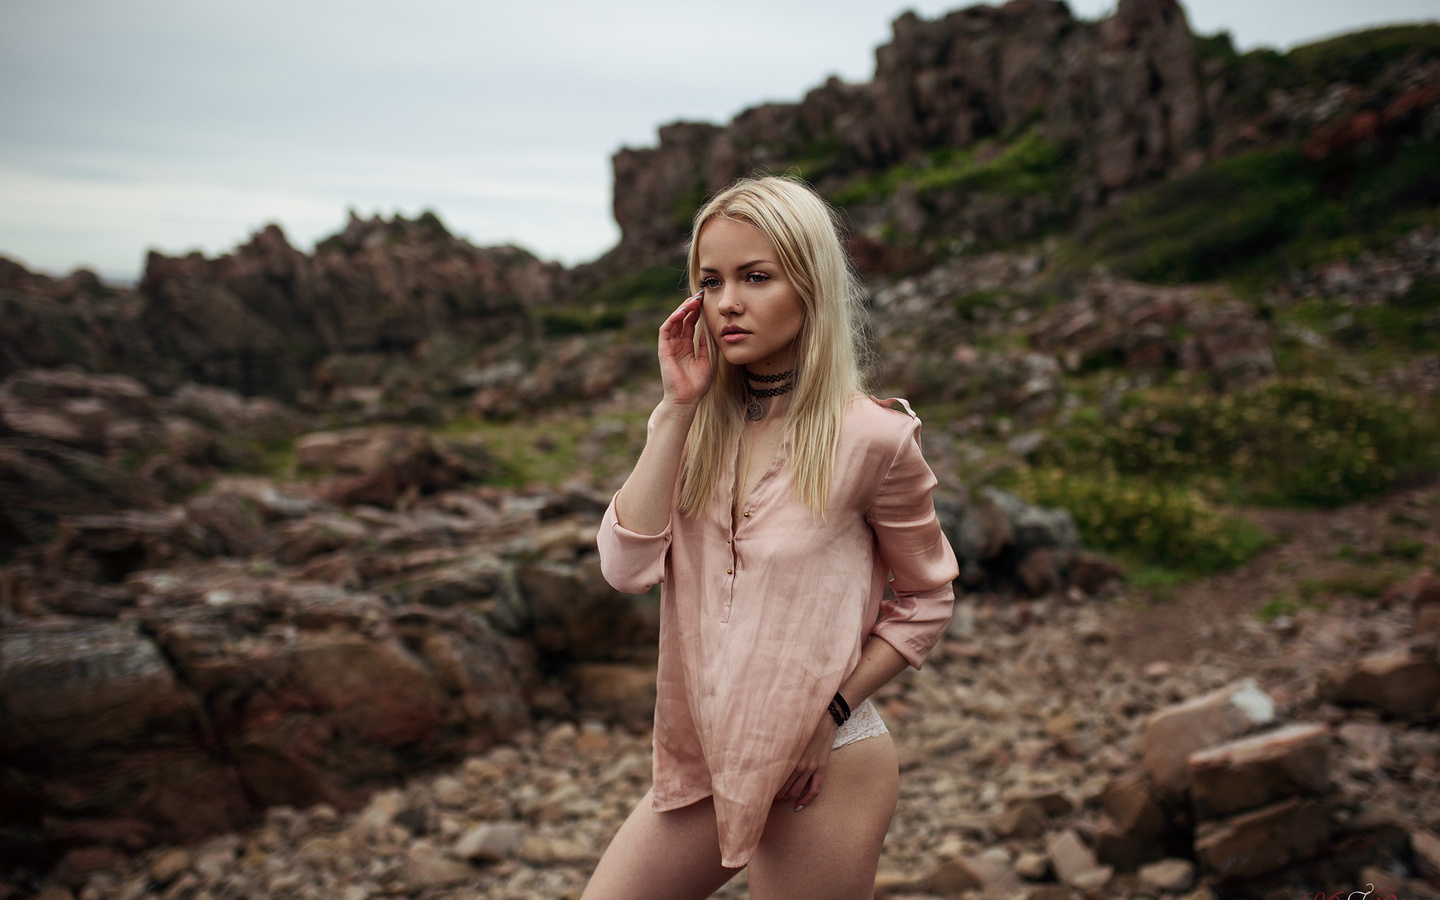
[1006,465,1270,575]
[1298,571,1392,600]
[1256,595,1300,623]
[1287,290,1440,356]
[1198,25,1440,115]
[539,265,688,335]
[1286,24,1440,88]
[1038,380,1440,507]
[1067,140,1440,288]
[1382,535,1427,562]
[951,290,1006,321]
[441,411,648,487]
[833,130,1073,207]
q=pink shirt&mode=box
[597,396,959,867]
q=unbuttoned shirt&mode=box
[597,395,959,867]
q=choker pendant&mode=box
[743,367,796,422]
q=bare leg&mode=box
[748,734,899,900]
[581,788,739,900]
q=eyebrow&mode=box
[698,259,774,272]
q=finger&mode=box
[694,325,710,364]
[661,293,700,330]
[796,768,824,812]
[781,770,806,800]
[672,291,703,320]
[779,774,799,800]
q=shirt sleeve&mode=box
[866,415,959,669]
[597,492,672,594]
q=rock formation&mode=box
[609,0,1211,266]
[0,214,560,401]
[607,0,1440,273]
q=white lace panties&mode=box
[831,699,888,750]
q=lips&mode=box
[720,325,750,343]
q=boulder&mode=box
[1143,678,1276,796]
[1412,828,1440,888]
[1194,797,1329,881]
[1045,829,1112,890]
[0,558,538,870]
[0,620,256,857]
[1324,651,1440,717]
[1094,768,1167,870]
[0,440,165,552]
[295,426,465,508]
[0,621,201,756]
[517,557,656,663]
[1187,722,1330,819]
[454,821,526,862]
[925,854,1021,896]
[1138,858,1196,893]
[952,487,1082,596]
[568,663,658,727]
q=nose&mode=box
[715,285,741,315]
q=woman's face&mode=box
[696,216,805,375]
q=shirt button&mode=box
[727,568,733,574]
[743,510,751,517]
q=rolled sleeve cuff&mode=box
[873,584,955,669]
[597,494,672,594]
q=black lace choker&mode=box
[744,367,796,421]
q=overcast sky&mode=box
[1,0,1436,282]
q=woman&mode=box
[585,176,958,900]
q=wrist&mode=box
[656,397,700,421]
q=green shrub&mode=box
[1040,380,1439,507]
[1070,140,1440,286]
[1290,289,1440,354]
[832,130,1072,207]
[1009,465,1268,573]
[1256,594,1302,623]
[1074,148,1322,283]
[540,265,687,335]
[1286,24,1440,88]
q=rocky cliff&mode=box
[1,213,559,401]
[607,0,1440,270]
[608,0,1209,265]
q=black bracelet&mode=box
[827,692,852,727]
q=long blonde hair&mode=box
[677,175,870,517]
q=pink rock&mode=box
[1187,722,1330,819]
[1046,829,1109,888]
[1325,651,1440,716]
[1412,828,1440,888]
[1143,679,1276,795]
[925,855,1020,895]
[1095,768,1167,870]
[1194,797,1329,881]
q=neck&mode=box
[741,365,796,422]
[744,364,795,381]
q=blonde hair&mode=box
[677,175,870,517]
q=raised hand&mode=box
[657,291,713,408]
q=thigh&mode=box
[581,788,739,900]
[748,734,900,900]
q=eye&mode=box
[698,276,721,289]
[745,272,770,283]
